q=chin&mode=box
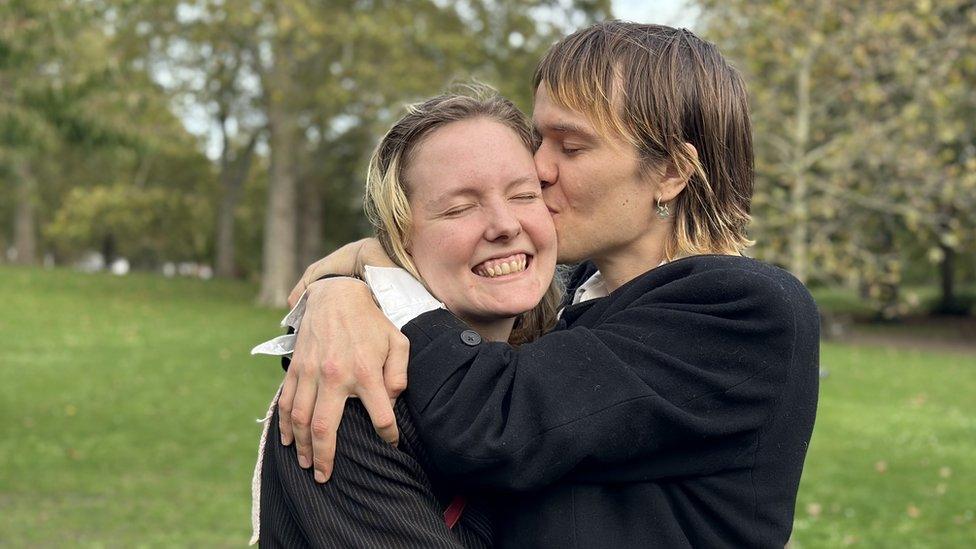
[477,294,541,319]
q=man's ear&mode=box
[657,142,698,203]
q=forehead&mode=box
[406,118,535,200]
[532,86,593,131]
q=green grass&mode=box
[0,266,285,547]
[1,266,974,547]
[792,344,976,548]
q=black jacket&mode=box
[401,255,820,548]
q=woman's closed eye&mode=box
[512,193,540,201]
[442,204,475,217]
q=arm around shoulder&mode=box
[400,260,816,491]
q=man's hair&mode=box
[364,84,562,345]
[534,21,754,258]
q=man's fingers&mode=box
[287,279,308,309]
[384,333,409,399]
[289,369,319,469]
[359,380,400,447]
[309,391,348,483]
[277,370,298,446]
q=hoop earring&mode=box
[656,197,671,219]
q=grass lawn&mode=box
[1,265,974,547]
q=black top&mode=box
[400,255,820,548]
[259,392,492,547]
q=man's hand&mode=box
[277,277,409,483]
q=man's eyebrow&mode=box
[533,121,598,140]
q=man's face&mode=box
[532,85,658,265]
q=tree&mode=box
[697,0,976,317]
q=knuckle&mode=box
[290,409,311,426]
[310,418,332,438]
[372,410,397,431]
[388,378,407,395]
[312,455,333,470]
[354,359,379,379]
[320,359,345,381]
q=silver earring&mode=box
[656,198,670,219]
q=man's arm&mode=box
[398,266,815,491]
[279,238,408,483]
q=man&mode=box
[276,21,819,547]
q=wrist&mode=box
[308,275,368,294]
[355,238,397,275]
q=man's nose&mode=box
[534,146,556,190]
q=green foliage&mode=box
[698,0,976,317]
[45,184,212,265]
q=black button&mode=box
[460,330,482,346]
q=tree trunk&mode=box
[938,242,958,314]
[215,133,258,279]
[257,17,297,307]
[788,52,812,283]
[297,174,323,275]
[13,161,37,265]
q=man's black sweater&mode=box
[401,255,820,548]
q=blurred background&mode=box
[1,0,973,546]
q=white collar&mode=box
[572,270,608,304]
[570,260,669,305]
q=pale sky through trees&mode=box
[175,1,698,159]
[611,0,697,28]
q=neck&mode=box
[462,316,517,343]
[592,224,670,293]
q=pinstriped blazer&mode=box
[259,397,492,548]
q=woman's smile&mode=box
[473,253,531,279]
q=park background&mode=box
[1,0,974,546]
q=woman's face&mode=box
[404,117,557,325]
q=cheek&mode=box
[410,223,478,278]
[522,212,557,260]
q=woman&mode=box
[251,88,561,547]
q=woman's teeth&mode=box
[474,254,528,278]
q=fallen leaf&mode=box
[907,504,921,518]
[909,393,927,407]
[939,466,952,478]
[874,460,888,474]
[842,534,858,545]
[807,502,822,517]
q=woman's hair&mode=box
[364,84,562,345]
[534,21,755,259]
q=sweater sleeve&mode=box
[400,265,816,492]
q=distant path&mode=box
[832,316,976,355]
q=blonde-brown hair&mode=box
[364,85,562,345]
[534,21,755,259]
